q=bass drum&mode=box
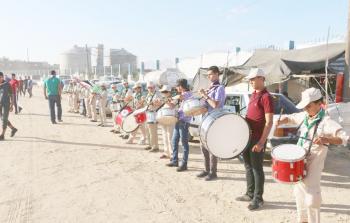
[199,110,251,159]
[122,112,139,133]
[115,106,133,126]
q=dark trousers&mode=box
[12,93,18,113]
[201,145,218,174]
[0,103,11,130]
[48,95,62,123]
[242,140,265,201]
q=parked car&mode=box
[189,91,300,150]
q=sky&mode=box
[0,0,348,67]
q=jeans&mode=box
[171,121,190,165]
[0,103,10,130]
[48,95,62,123]
[242,140,265,201]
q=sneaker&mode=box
[166,162,178,167]
[205,172,217,181]
[10,128,18,137]
[248,199,264,211]
[149,148,159,153]
[144,146,152,150]
[235,194,253,202]
[176,164,187,172]
[196,171,209,178]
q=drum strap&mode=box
[305,118,322,156]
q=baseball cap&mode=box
[160,85,171,92]
[245,68,265,80]
[296,87,323,109]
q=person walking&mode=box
[0,72,18,140]
[27,76,33,98]
[43,70,62,124]
[9,73,22,114]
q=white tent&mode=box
[177,51,252,79]
[144,68,186,87]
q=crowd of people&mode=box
[0,66,348,223]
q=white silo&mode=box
[60,45,91,77]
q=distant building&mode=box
[0,57,58,78]
[60,45,91,75]
[110,48,137,76]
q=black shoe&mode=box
[10,128,18,137]
[144,146,152,150]
[52,121,57,124]
[205,172,217,181]
[235,194,253,202]
[90,120,97,122]
[0,135,4,141]
[19,107,23,113]
[97,123,102,126]
[166,162,178,167]
[176,164,187,172]
[122,135,129,139]
[197,171,209,178]
[58,119,63,122]
[248,199,264,211]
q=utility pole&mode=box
[27,48,30,62]
[85,44,90,79]
[343,0,350,102]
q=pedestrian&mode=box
[235,68,274,210]
[277,88,349,223]
[98,84,108,127]
[27,76,33,97]
[18,77,24,96]
[9,73,22,114]
[43,70,63,124]
[89,89,98,123]
[0,72,18,140]
[23,76,28,97]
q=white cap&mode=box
[296,87,323,109]
[133,82,142,89]
[122,80,128,84]
[160,85,171,92]
[245,68,265,80]
[147,81,155,88]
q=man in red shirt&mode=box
[236,68,274,210]
[9,73,22,114]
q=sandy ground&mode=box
[0,87,349,223]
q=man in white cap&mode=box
[277,87,349,223]
[126,82,147,144]
[119,80,133,139]
[98,83,108,127]
[158,85,175,159]
[236,68,274,210]
[144,81,161,152]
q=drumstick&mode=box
[277,107,284,124]
[295,136,328,146]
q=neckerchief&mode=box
[297,109,325,147]
[207,80,221,96]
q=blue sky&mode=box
[0,0,347,66]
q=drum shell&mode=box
[156,108,178,125]
[199,110,251,159]
[271,145,306,184]
[134,112,147,124]
[146,111,157,123]
[183,98,207,116]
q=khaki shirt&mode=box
[146,91,162,111]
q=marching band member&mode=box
[158,85,175,159]
[166,79,192,171]
[126,82,147,145]
[98,83,108,127]
[83,85,92,119]
[277,88,349,223]
[144,81,161,152]
[197,66,226,180]
[235,68,274,210]
[119,80,133,139]
[67,81,74,113]
[89,88,98,123]
[72,81,80,113]
[110,84,121,134]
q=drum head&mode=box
[122,113,139,133]
[271,144,306,162]
[203,113,250,159]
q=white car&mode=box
[189,92,300,149]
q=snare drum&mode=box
[199,110,250,159]
[271,144,306,184]
[156,108,178,125]
[146,111,157,123]
[183,98,207,116]
[115,106,133,126]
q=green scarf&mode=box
[297,109,325,147]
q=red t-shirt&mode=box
[9,79,19,93]
[246,89,274,141]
